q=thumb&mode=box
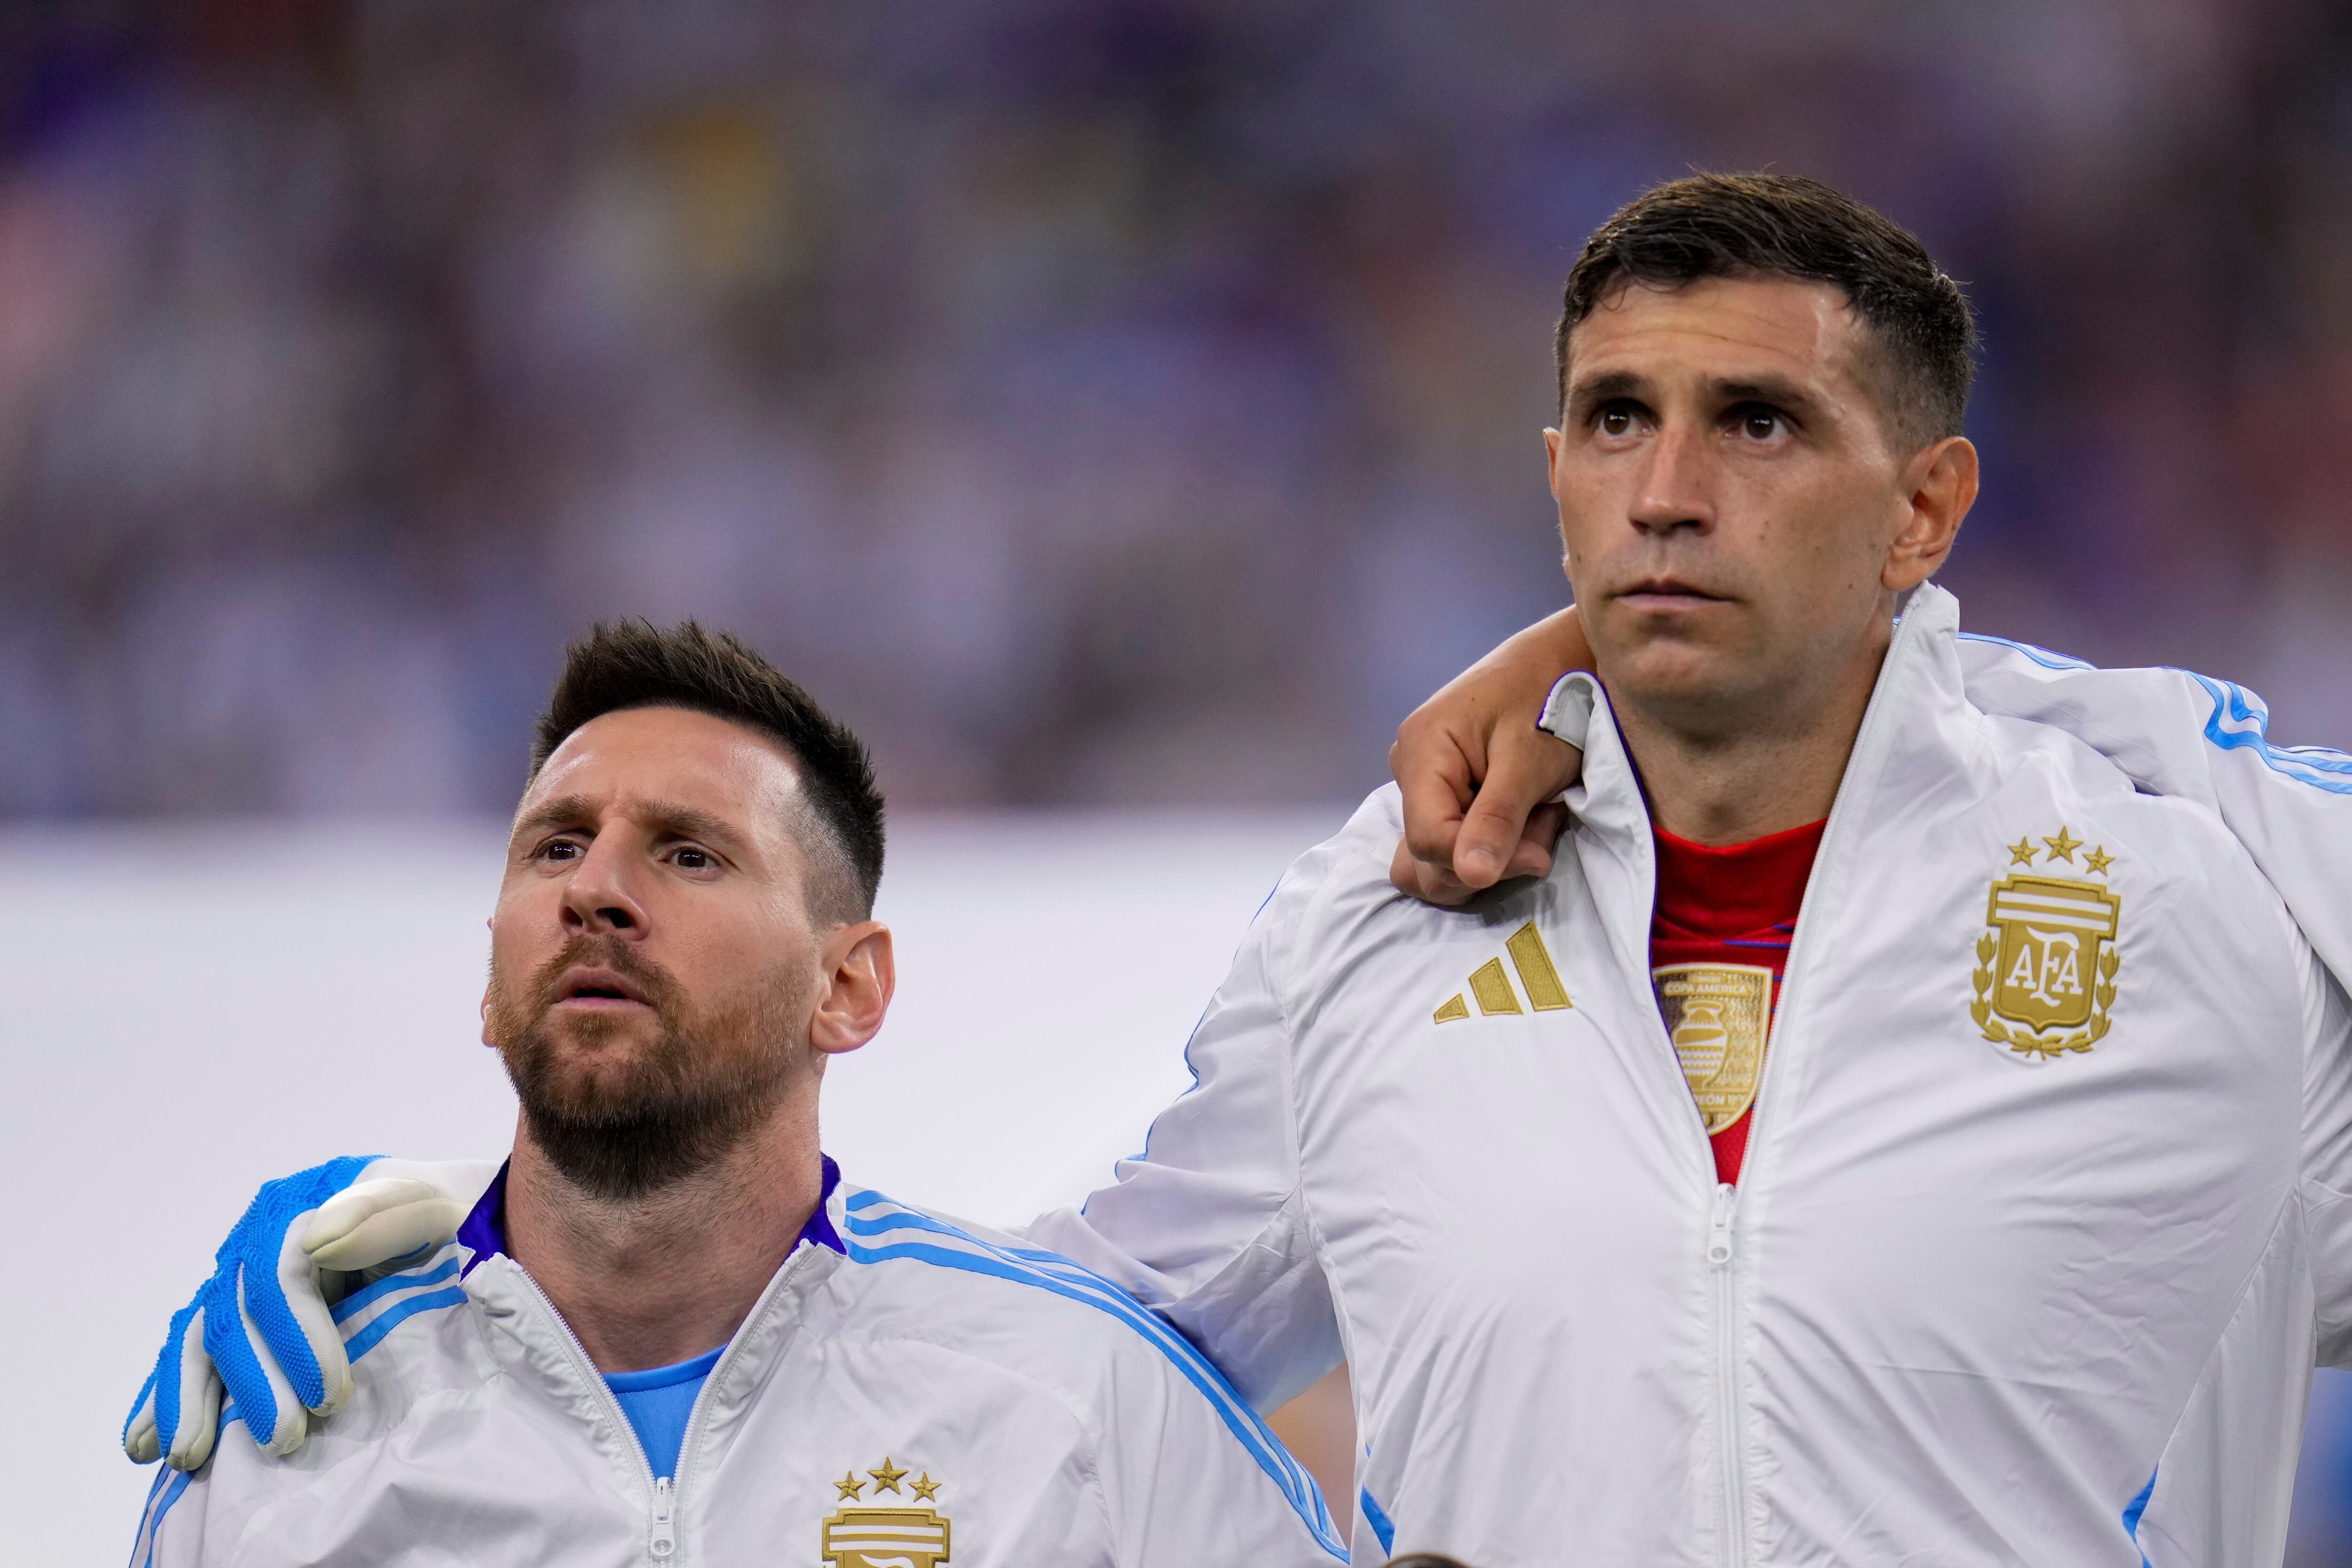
[1454,729,1582,888]
[302,1179,469,1273]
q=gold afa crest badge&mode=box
[822,1458,951,1568]
[1971,827,2122,1060]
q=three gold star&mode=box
[2008,836,2037,865]
[2083,845,2114,875]
[2042,827,2082,863]
[834,1471,865,1501]
[868,1457,909,1495]
[911,1472,941,1502]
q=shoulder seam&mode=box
[839,1191,1348,1558]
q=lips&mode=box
[551,964,652,1008]
[1614,577,1728,606]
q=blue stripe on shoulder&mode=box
[128,1466,191,1568]
[2183,671,2352,793]
[2123,1465,2157,1567]
[1956,631,2096,671]
[331,1255,463,1325]
[841,1193,1348,1560]
[1959,632,2352,795]
[344,1286,467,1363]
[1360,1485,1396,1556]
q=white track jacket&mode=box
[1030,583,2352,1568]
[132,1170,1348,1568]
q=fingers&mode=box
[139,1302,225,1472]
[199,1266,305,1458]
[123,1373,160,1464]
[1389,834,1479,907]
[1453,731,1582,890]
[1390,726,1480,874]
[1501,802,1571,882]
[278,1207,359,1416]
[304,1179,467,1273]
[166,1367,224,1473]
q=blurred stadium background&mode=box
[4,1,2350,1561]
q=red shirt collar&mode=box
[1650,818,1826,941]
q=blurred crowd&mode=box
[10,4,2352,1561]
[2,0,2351,819]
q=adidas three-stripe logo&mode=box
[1434,921,1572,1022]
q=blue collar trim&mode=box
[456,1153,845,1276]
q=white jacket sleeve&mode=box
[1024,882,1343,1413]
[1956,635,2352,992]
[2297,944,2352,1370]
[1092,1311,1351,1566]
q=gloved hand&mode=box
[123,1156,495,1470]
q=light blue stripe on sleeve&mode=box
[331,1255,463,1325]
[842,1193,1347,1560]
[344,1286,467,1362]
[1360,1485,1396,1556]
[2185,672,2352,792]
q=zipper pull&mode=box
[649,1475,677,1560]
[1707,1182,1737,1269]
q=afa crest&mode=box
[1971,827,2122,1060]
[822,1457,951,1568]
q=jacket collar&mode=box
[457,1153,847,1278]
[1542,584,1982,969]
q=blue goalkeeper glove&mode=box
[123,1156,490,1470]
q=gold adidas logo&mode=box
[1434,922,1572,1022]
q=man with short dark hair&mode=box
[135,177,2352,1567]
[126,620,1347,1567]
[1023,174,2352,1564]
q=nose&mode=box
[560,834,648,938]
[1627,420,1715,538]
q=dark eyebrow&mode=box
[511,792,597,845]
[636,801,744,850]
[1565,368,1647,419]
[509,794,748,855]
[1711,375,1828,424]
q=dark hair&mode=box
[1556,173,1977,449]
[531,620,886,921]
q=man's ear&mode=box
[810,921,894,1056]
[1883,435,1977,592]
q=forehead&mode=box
[1566,275,1867,392]
[522,706,804,823]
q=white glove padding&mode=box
[305,1175,477,1281]
[124,1157,497,1471]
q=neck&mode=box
[503,1096,824,1373]
[1610,622,1891,847]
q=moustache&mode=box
[519,934,685,1018]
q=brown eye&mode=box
[1600,408,1633,436]
[1742,411,1780,440]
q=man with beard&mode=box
[130,176,2352,1566]
[125,620,1347,1568]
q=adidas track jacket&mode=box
[131,1177,1347,1568]
[1029,583,2352,1568]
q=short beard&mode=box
[486,934,803,1203]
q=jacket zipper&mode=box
[1708,1182,1743,1568]
[1638,602,1928,1568]
[506,1240,826,1564]
[506,1264,675,1563]
[649,1477,676,1559]
[663,1243,816,1555]
[1712,594,1929,1561]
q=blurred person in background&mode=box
[125,620,1345,1567]
[136,176,2352,1567]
